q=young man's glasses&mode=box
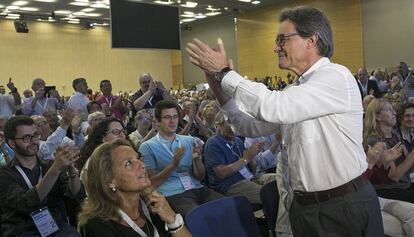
[275,32,299,47]
[161,115,179,121]
[14,133,41,143]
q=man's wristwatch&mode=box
[165,213,184,233]
[214,67,232,83]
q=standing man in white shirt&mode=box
[67,78,89,122]
[186,6,383,237]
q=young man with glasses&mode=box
[0,115,85,237]
[139,100,222,217]
[187,5,383,237]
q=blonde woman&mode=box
[78,139,191,237]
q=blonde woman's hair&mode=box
[78,139,132,228]
[363,98,389,143]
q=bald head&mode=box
[357,68,369,82]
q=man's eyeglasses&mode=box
[14,133,41,143]
[161,115,179,121]
[275,32,299,47]
[107,128,126,136]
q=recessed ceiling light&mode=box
[55,10,72,15]
[206,6,219,11]
[154,0,174,5]
[195,14,206,19]
[11,1,28,6]
[90,2,108,8]
[20,7,39,11]
[85,12,102,17]
[73,11,86,16]
[239,0,251,2]
[69,2,89,6]
[81,8,95,12]
[181,14,194,18]
[184,11,194,15]
[181,18,196,22]
[252,1,260,4]
[205,11,221,16]
[8,13,20,17]
[7,6,20,10]
[34,0,56,2]
[68,20,80,24]
[75,0,89,2]
[6,15,20,19]
[181,1,197,8]
[0,12,8,16]
[0,5,4,8]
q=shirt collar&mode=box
[299,57,330,84]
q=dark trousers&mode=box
[289,182,384,237]
[166,187,223,217]
[377,184,414,204]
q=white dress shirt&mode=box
[67,92,89,121]
[221,57,367,192]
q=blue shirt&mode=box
[204,135,246,193]
[139,133,202,197]
[67,92,89,121]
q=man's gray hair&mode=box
[280,6,333,58]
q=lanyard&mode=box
[36,98,49,113]
[117,199,159,237]
[148,95,154,106]
[104,96,113,107]
[15,165,43,189]
[156,133,181,157]
[226,142,242,159]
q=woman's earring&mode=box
[110,184,117,192]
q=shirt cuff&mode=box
[221,71,245,97]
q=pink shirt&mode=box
[96,95,125,120]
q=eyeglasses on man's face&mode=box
[161,115,179,121]
[107,128,126,136]
[275,32,299,47]
[14,133,41,143]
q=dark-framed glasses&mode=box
[275,32,299,47]
[108,128,126,136]
[14,133,41,143]
[161,115,179,121]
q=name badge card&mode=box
[31,207,59,237]
[239,167,253,180]
[178,172,195,190]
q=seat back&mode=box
[185,196,260,237]
[260,180,279,237]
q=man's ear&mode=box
[307,34,319,49]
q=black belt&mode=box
[293,174,368,206]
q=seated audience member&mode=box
[85,111,106,137]
[356,67,382,98]
[22,78,63,116]
[139,100,222,217]
[78,139,191,237]
[244,132,281,184]
[86,101,102,114]
[391,92,405,112]
[203,112,263,205]
[0,117,14,161]
[42,108,61,133]
[67,78,90,121]
[179,100,210,141]
[398,62,414,98]
[365,142,414,237]
[363,95,376,112]
[0,85,16,119]
[78,118,126,184]
[201,105,217,135]
[131,74,171,117]
[96,80,126,120]
[0,115,85,237]
[32,109,84,160]
[129,110,156,149]
[364,99,414,203]
[397,103,414,153]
